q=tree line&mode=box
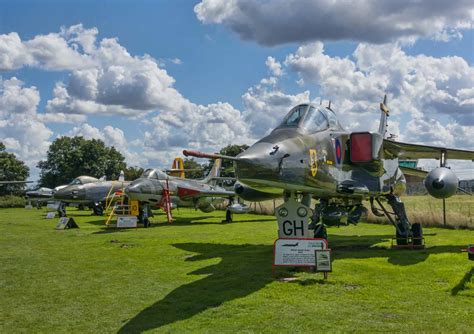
[0,136,248,195]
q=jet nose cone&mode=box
[54,186,85,201]
[235,142,283,181]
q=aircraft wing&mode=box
[383,140,474,161]
[0,180,33,186]
[177,186,235,199]
[399,166,428,178]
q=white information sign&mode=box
[315,249,332,272]
[47,202,60,210]
[274,238,327,266]
[46,212,56,219]
[117,216,138,228]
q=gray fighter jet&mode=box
[184,96,474,245]
[53,175,128,216]
[125,159,235,223]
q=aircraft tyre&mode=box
[314,223,327,240]
[411,223,423,246]
[396,222,409,245]
[226,210,233,223]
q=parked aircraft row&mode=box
[12,96,473,245]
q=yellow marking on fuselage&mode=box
[309,149,318,177]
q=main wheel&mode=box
[396,222,409,245]
[411,223,423,246]
[225,210,233,223]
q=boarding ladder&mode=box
[159,178,173,224]
[104,181,129,226]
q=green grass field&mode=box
[1,207,473,333]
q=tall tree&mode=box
[0,142,30,196]
[124,166,145,181]
[37,136,126,187]
[182,158,205,179]
[218,144,249,177]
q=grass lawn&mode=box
[0,207,473,333]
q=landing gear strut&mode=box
[372,194,423,247]
[91,202,104,216]
[309,200,328,240]
[57,202,66,217]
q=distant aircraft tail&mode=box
[118,170,125,182]
[99,175,106,181]
[202,159,222,185]
[378,94,389,138]
[168,157,185,178]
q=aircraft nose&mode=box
[54,187,85,201]
[235,142,283,181]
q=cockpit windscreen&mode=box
[279,105,308,127]
[141,168,168,180]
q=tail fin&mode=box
[118,170,125,182]
[169,157,185,178]
[202,159,222,185]
[378,94,389,138]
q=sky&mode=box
[0,0,473,181]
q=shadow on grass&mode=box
[118,242,273,333]
[330,234,465,266]
[118,235,466,332]
[451,267,473,296]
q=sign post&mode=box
[275,198,312,238]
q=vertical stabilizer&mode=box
[378,94,390,138]
[169,157,185,178]
[118,170,125,182]
[202,159,222,185]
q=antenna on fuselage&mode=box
[326,100,333,111]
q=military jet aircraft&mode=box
[53,175,128,216]
[24,184,69,208]
[125,159,236,223]
[184,96,474,245]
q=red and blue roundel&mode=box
[335,138,342,164]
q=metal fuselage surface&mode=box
[54,177,129,204]
[234,104,405,202]
[125,170,230,212]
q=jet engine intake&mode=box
[424,167,458,199]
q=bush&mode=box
[0,195,26,208]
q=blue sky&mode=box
[0,0,473,180]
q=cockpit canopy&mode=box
[141,168,169,180]
[69,176,99,185]
[277,104,343,133]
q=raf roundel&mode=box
[335,138,342,164]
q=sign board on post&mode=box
[117,216,138,228]
[315,249,332,272]
[275,198,312,238]
[274,238,327,266]
[55,217,79,230]
[46,212,56,219]
[47,202,60,210]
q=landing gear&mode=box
[310,200,328,240]
[373,195,424,248]
[138,204,151,227]
[225,209,233,223]
[57,202,66,217]
[91,202,104,216]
